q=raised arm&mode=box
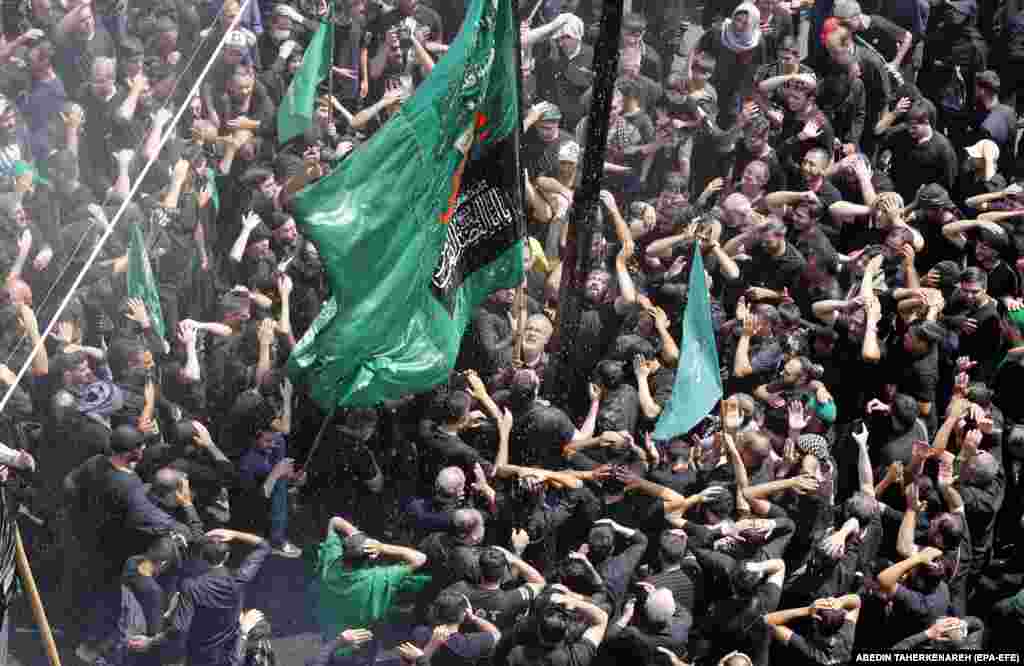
[878,547,943,595]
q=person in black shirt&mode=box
[888,320,943,431]
[644,529,703,614]
[885,100,958,204]
[942,267,1005,382]
[765,594,860,666]
[581,518,648,614]
[728,219,808,302]
[499,591,609,666]
[446,546,545,630]
[692,558,785,666]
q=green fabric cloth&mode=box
[654,243,724,440]
[287,0,523,409]
[205,167,220,213]
[996,309,1024,372]
[277,20,335,145]
[1007,586,1024,613]
[126,222,167,340]
[306,531,429,654]
[806,395,837,425]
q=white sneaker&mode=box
[272,541,301,558]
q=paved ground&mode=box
[8,484,414,666]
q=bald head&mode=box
[154,467,184,494]
[723,192,751,213]
[452,508,484,544]
[722,193,752,228]
[436,466,466,499]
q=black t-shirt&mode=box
[510,402,577,470]
[944,296,1003,380]
[507,636,598,666]
[886,332,939,405]
[572,302,627,376]
[786,620,856,666]
[445,581,534,629]
[887,130,958,203]
[595,385,640,436]
[743,242,807,294]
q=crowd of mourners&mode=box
[0,0,1023,664]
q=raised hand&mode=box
[788,400,808,432]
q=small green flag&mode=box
[277,21,335,145]
[287,0,524,409]
[127,222,167,341]
[653,243,723,440]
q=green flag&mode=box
[127,222,167,341]
[277,20,335,145]
[653,244,723,440]
[287,0,524,409]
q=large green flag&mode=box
[127,222,167,341]
[653,244,723,440]
[287,0,524,409]
[277,20,335,145]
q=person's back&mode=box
[172,530,270,666]
[309,516,428,647]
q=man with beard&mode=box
[788,198,843,305]
[884,101,958,203]
[361,0,443,96]
[726,219,807,305]
[941,219,1019,304]
[459,288,522,378]
[775,76,835,188]
[285,240,327,339]
[111,66,175,157]
[0,96,33,181]
[256,5,311,72]
[522,102,573,181]
[489,314,556,395]
[942,267,1004,382]
[230,210,278,288]
[581,518,648,613]
[265,212,303,264]
[54,1,116,100]
[79,57,121,194]
[765,148,843,240]
[564,226,639,405]
[214,67,275,140]
[536,14,593,130]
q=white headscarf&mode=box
[722,2,762,52]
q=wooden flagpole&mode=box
[15,525,60,666]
